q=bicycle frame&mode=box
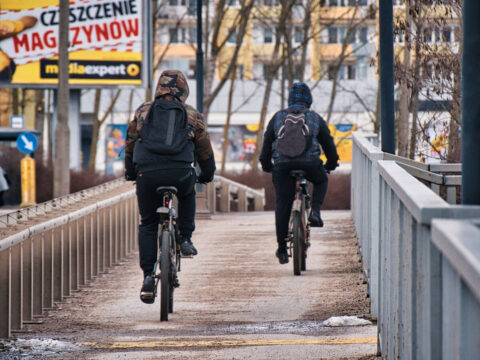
[287,171,311,275]
[152,192,179,276]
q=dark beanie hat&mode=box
[288,82,312,108]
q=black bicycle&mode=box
[287,170,311,276]
[151,186,186,321]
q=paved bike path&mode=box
[13,211,377,359]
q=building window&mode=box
[329,0,338,6]
[327,65,336,80]
[169,28,179,43]
[227,29,237,43]
[264,27,273,43]
[236,65,244,80]
[294,27,303,43]
[359,27,368,43]
[347,29,356,44]
[347,64,356,80]
[423,27,433,43]
[169,0,178,5]
[442,27,452,43]
[328,27,338,43]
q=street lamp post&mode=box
[379,0,395,154]
[196,0,204,114]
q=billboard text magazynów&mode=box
[0,0,146,86]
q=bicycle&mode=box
[286,170,311,276]
[150,185,189,321]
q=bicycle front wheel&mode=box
[160,230,172,321]
[292,211,303,276]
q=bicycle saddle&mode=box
[289,170,305,178]
[156,186,178,196]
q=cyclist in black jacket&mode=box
[260,82,339,264]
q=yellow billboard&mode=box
[0,0,146,86]
[321,124,356,163]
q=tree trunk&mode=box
[398,53,411,157]
[221,66,236,173]
[447,15,462,163]
[408,2,422,160]
[88,90,102,172]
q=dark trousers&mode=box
[136,168,196,276]
[272,161,328,249]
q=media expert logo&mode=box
[40,60,141,79]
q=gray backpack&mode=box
[276,109,311,158]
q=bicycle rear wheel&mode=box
[292,212,303,276]
[160,230,171,321]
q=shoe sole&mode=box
[140,291,155,304]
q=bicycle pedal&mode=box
[180,254,194,259]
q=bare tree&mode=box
[87,89,121,172]
[250,0,297,169]
[394,0,462,162]
[203,0,255,121]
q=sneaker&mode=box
[140,275,155,304]
[308,210,324,227]
[275,248,289,264]
[180,237,198,256]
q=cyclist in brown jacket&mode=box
[125,70,215,303]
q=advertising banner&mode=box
[0,0,146,86]
[321,124,356,163]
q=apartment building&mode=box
[156,0,378,82]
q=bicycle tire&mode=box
[301,213,307,271]
[292,211,303,276]
[160,230,171,321]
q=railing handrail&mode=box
[0,189,135,252]
[432,219,480,302]
[0,177,125,228]
[214,175,265,199]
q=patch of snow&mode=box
[1,338,82,357]
[322,316,372,327]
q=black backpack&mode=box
[139,98,190,155]
[276,109,311,158]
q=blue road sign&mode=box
[17,132,39,154]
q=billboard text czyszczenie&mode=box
[0,0,145,86]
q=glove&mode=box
[197,172,214,184]
[261,161,273,173]
[325,161,339,172]
[125,173,136,181]
[124,157,137,181]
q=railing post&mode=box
[22,238,33,323]
[0,248,11,338]
[253,194,264,211]
[53,227,63,302]
[43,230,54,309]
[32,235,43,316]
[237,189,248,212]
[11,243,23,331]
[63,224,71,297]
[220,184,230,212]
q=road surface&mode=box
[3,211,377,359]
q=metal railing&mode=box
[352,132,480,359]
[213,175,265,212]
[0,181,138,338]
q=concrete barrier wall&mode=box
[352,132,480,359]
